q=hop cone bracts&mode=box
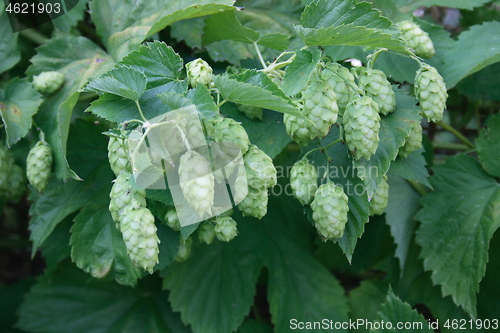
[109,174,146,228]
[213,118,250,155]
[357,68,396,115]
[369,175,389,216]
[186,58,213,87]
[414,64,448,122]
[174,236,193,263]
[238,104,263,120]
[165,207,181,231]
[311,182,349,240]
[26,141,53,192]
[214,215,238,242]
[33,71,65,94]
[398,20,435,59]
[198,222,216,244]
[399,121,423,158]
[290,159,318,205]
[320,62,357,115]
[237,186,268,220]
[243,145,277,189]
[108,133,131,176]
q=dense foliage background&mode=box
[1,0,500,332]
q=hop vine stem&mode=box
[436,121,475,149]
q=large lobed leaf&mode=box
[415,154,500,318]
[0,2,21,74]
[476,114,500,178]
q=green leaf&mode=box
[441,22,500,88]
[455,62,500,102]
[0,4,20,74]
[476,114,500,178]
[171,17,205,49]
[0,78,42,146]
[390,149,431,187]
[84,65,147,101]
[371,288,432,333]
[257,32,290,51]
[353,88,421,198]
[51,0,89,32]
[477,231,500,321]
[221,103,290,159]
[213,74,302,117]
[349,281,389,333]
[415,154,500,317]
[26,36,114,181]
[296,0,407,52]
[40,217,72,271]
[384,176,421,272]
[0,277,35,332]
[17,263,191,333]
[206,40,254,65]
[393,0,491,15]
[70,206,141,286]
[282,48,322,97]
[89,0,235,60]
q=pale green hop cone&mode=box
[237,186,268,219]
[311,182,349,240]
[109,174,146,229]
[178,150,215,217]
[357,68,396,116]
[33,71,65,94]
[369,175,389,216]
[7,165,26,202]
[186,58,213,87]
[243,145,277,189]
[108,134,131,176]
[198,222,216,245]
[343,95,381,160]
[238,104,263,120]
[214,118,250,155]
[164,207,181,231]
[414,64,448,122]
[290,159,318,205]
[174,236,193,263]
[399,121,423,158]
[320,62,357,115]
[26,141,53,192]
[119,207,160,273]
[397,20,435,59]
[214,215,238,242]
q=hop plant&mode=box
[165,207,181,231]
[290,159,318,205]
[109,174,146,228]
[0,145,14,193]
[343,95,381,160]
[174,236,193,263]
[186,58,213,87]
[357,68,396,115]
[320,62,357,115]
[237,186,268,219]
[26,141,53,192]
[399,121,423,158]
[214,215,238,242]
[414,64,448,122]
[213,118,250,155]
[198,222,216,244]
[7,165,26,201]
[243,145,277,189]
[397,20,435,59]
[369,175,389,216]
[33,71,65,94]
[178,150,215,217]
[108,134,131,176]
[311,182,349,240]
[120,207,160,272]
[238,104,263,120]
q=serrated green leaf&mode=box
[257,32,290,51]
[349,281,389,333]
[354,88,421,199]
[86,94,138,123]
[221,103,290,159]
[179,222,200,241]
[40,217,72,272]
[171,17,205,49]
[26,36,114,181]
[384,176,420,273]
[146,189,174,206]
[476,114,500,178]
[441,21,500,88]
[16,263,191,333]
[185,85,218,118]
[390,149,431,187]
[477,232,500,321]
[282,48,322,96]
[84,65,147,101]
[70,206,141,286]
[372,288,432,333]
[0,4,20,74]
[415,154,500,317]
[51,0,89,32]
[0,78,42,146]
[206,40,254,65]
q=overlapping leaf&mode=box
[281,48,322,97]
[84,65,147,101]
[476,114,500,178]
[0,3,20,74]
[390,149,431,187]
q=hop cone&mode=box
[108,135,131,176]
[120,207,160,273]
[398,20,435,59]
[370,175,389,216]
[7,165,26,201]
[311,182,349,240]
[343,96,381,160]
[415,64,448,122]
[178,150,215,217]
[285,70,338,146]
[26,141,53,192]
[237,186,268,219]
[109,174,146,228]
[214,215,238,242]
[358,68,396,115]
[320,62,357,115]
[164,207,181,231]
[244,145,277,189]
[290,159,318,205]
[214,118,250,155]
[198,222,216,244]
[202,116,223,138]
[399,121,423,158]
[33,71,65,94]
[0,145,14,193]
[174,236,193,263]
[186,58,213,87]
[238,104,263,120]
